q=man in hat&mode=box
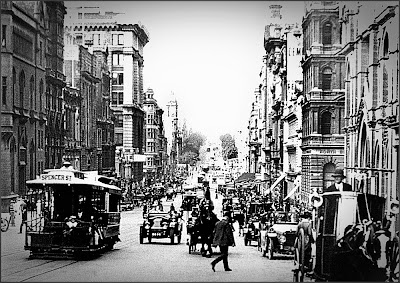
[324,169,352,193]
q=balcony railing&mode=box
[301,134,344,147]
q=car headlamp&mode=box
[278,234,286,243]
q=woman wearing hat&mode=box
[324,169,352,193]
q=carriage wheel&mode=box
[297,228,305,282]
[390,236,399,281]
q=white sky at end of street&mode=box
[64,1,305,142]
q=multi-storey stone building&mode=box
[1,1,65,202]
[64,6,149,184]
[339,2,399,205]
[45,2,67,170]
[282,25,303,203]
[142,88,167,185]
[64,32,114,173]
[247,87,262,175]
[300,1,346,201]
[93,50,115,175]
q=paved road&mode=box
[1,189,296,282]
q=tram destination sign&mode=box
[41,174,72,181]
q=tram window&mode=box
[109,194,119,212]
[91,191,106,212]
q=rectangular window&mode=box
[112,53,124,66]
[76,34,82,45]
[118,92,123,105]
[112,92,118,105]
[2,77,6,105]
[112,34,118,46]
[118,34,124,45]
[2,25,6,47]
[112,73,124,85]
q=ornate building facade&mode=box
[64,6,149,184]
[1,1,65,201]
[339,2,399,205]
[142,88,167,185]
[300,1,346,201]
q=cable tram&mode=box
[24,163,122,259]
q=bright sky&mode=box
[65,1,304,142]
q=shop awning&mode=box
[269,173,286,192]
[234,173,256,184]
[283,185,298,201]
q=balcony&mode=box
[45,68,56,78]
[301,134,344,147]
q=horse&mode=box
[332,221,386,281]
[197,203,219,257]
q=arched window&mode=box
[12,68,16,106]
[323,162,336,190]
[383,33,389,57]
[321,111,332,134]
[39,79,43,112]
[374,143,380,196]
[19,71,25,108]
[322,67,332,90]
[30,76,34,109]
[322,22,332,45]
[382,65,388,103]
[29,141,35,180]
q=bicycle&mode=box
[1,216,11,232]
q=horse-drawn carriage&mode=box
[139,211,182,244]
[186,200,219,256]
[293,191,399,282]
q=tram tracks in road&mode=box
[2,258,79,281]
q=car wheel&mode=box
[177,233,181,244]
[148,230,152,243]
[139,227,144,244]
[170,229,175,244]
[244,235,248,246]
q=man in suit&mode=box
[211,212,235,272]
[324,169,352,193]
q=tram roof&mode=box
[26,168,121,195]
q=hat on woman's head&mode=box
[332,169,345,178]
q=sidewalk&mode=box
[1,214,27,256]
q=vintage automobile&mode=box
[260,211,297,259]
[181,193,199,212]
[139,211,182,244]
[120,201,134,211]
[243,216,260,246]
